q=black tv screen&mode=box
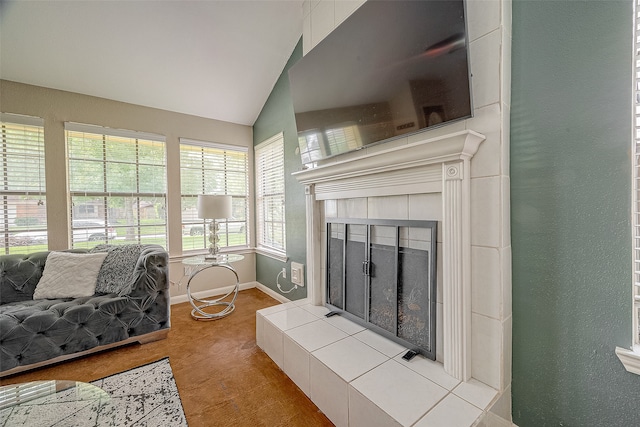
[288,0,472,166]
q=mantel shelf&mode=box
[293,130,486,187]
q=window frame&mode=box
[0,113,47,255]
[179,138,249,254]
[255,132,287,261]
[616,0,640,375]
[65,122,167,249]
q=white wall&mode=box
[0,80,257,298]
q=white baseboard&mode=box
[170,281,292,305]
[170,281,259,305]
[254,282,291,303]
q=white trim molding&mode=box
[615,346,640,375]
[255,281,292,303]
[254,247,288,263]
[293,129,485,382]
[170,281,258,305]
[442,159,473,381]
[170,281,290,306]
[294,130,485,200]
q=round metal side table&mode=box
[182,254,244,320]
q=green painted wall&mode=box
[510,1,639,425]
[253,39,307,300]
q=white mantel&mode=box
[293,130,485,382]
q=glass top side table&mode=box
[181,254,244,320]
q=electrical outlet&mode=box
[291,262,304,286]
[282,267,286,279]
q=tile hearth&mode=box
[256,299,499,427]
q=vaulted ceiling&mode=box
[0,0,303,126]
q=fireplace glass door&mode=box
[326,218,437,360]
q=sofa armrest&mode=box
[121,245,171,334]
[0,251,50,305]
[126,245,169,298]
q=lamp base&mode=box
[205,220,222,260]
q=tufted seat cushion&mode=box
[0,245,170,374]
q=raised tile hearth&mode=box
[257,300,502,427]
[266,129,513,424]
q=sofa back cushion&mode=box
[33,251,108,299]
[1,249,90,305]
[90,244,143,295]
[0,251,50,304]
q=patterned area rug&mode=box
[0,357,187,426]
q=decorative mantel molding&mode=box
[293,130,486,382]
[293,130,485,187]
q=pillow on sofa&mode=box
[33,251,108,299]
[90,244,143,295]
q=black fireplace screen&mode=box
[326,218,437,360]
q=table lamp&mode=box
[197,194,232,259]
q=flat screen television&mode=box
[288,0,472,166]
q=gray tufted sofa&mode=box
[0,245,170,377]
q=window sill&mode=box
[255,247,288,263]
[615,345,640,376]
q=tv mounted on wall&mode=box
[288,0,472,166]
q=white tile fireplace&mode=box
[257,126,512,426]
[257,1,512,424]
[295,130,486,382]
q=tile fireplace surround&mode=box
[257,130,513,426]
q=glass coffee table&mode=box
[0,380,109,424]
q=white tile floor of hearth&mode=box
[256,299,501,427]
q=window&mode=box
[255,132,286,257]
[617,0,640,375]
[66,123,166,249]
[180,139,249,252]
[0,114,46,255]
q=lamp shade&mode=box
[197,195,232,220]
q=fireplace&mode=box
[325,219,438,360]
[257,129,513,426]
[293,129,487,382]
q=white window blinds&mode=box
[255,132,286,254]
[0,114,46,255]
[65,123,167,249]
[180,139,249,252]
